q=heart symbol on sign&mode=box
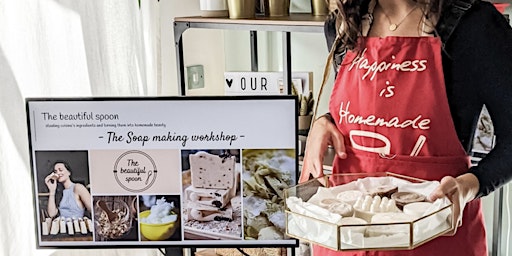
[226,79,233,88]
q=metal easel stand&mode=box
[164,246,296,256]
[164,247,189,256]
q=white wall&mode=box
[223,0,333,115]
[160,0,227,96]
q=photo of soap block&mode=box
[189,151,235,189]
[181,149,242,240]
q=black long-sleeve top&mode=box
[325,0,512,197]
[444,1,512,197]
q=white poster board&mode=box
[27,96,298,248]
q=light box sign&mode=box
[224,72,313,95]
[26,96,298,248]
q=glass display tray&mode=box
[284,172,454,251]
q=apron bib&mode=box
[313,37,487,256]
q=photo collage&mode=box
[35,148,296,245]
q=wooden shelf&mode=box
[174,13,327,33]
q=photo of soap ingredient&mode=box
[242,149,296,240]
[139,195,181,241]
[93,195,138,241]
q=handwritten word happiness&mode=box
[348,48,428,81]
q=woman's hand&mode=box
[45,173,59,218]
[428,173,480,235]
[44,173,58,193]
[299,114,347,183]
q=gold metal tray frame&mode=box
[284,172,454,251]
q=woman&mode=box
[44,161,92,219]
[300,0,512,254]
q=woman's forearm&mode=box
[47,194,58,218]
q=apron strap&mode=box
[436,0,479,56]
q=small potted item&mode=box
[200,0,229,17]
[311,0,329,16]
[227,0,256,19]
[267,0,290,16]
[293,86,314,134]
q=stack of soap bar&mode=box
[187,151,238,222]
[185,169,240,209]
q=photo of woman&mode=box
[36,151,93,241]
[44,160,92,219]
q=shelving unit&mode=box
[170,14,327,256]
[173,14,326,95]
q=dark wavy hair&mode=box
[50,161,73,174]
[333,0,449,51]
[49,160,73,208]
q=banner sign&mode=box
[26,96,298,248]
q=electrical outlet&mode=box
[187,65,205,90]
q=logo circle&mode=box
[113,150,157,192]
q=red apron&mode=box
[314,37,487,256]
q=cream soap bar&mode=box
[189,151,235,189]
[50,217,60,235]
[41,220,50,236]
[187,201,233,221]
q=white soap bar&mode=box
[339,217,368,233]
[318,198,342,208]
[50,218,60,235]
[41,221,49,236]
[73,218,80,232]
[354,195,400,213]
[43,218,52,235]
[45,217,52,227]
[371,212,414,224]
[339,217,367,247]
[327,202,354,217]
[367,212,414,237]
[79,218,88,234]
[83,217,93,232]
[66,218,74,235]
[362,195,372,211]
[403,202,433,219]
[185,185,231,208]
[189,151,235,189]
[337,190,364,205]
[353,196,400,222]
[59,218,67,233]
